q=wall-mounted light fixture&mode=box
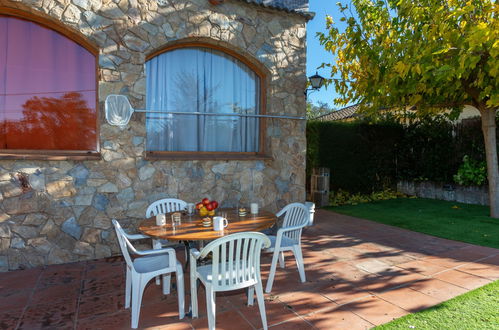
[304,72,325,99]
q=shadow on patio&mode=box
[0,209,498,329]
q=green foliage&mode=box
[454,155,487,186]
[318,0,498,112]
[306,101,335,119]
[329,189,405,206]
[306,120,403,193]
[307,116,498,193]
[396,115,458,182]
[318,0,499,216]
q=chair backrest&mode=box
[199,232,271,291]
[146,198,187,217]
[112,219,139,270]
[276,203,310,243]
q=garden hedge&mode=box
[306,116,499,194]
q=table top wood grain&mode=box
[138,208,277,241]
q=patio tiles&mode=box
[138,299,191,328]
[81,272,125,297]
[191,309,253,330]
[408,278,468,302]
[276,289,338,316]
[317,281,372,306]
[18,300,76,330]
[455,260,499,280]
[77,291,125,319]
[1,209,499,329]
[30,283,80,305]
[0,288,32,311]
[77,311,131,330]
[433,269,492,290]
[322,261,373,283]
[0,308,23,330]
[268,317,314,329]
[370,252,418,267]
[342,295,408,326]
[0,268,42,290]
[239,299,299,328]
[303,306,374,329]
[396,259,449,276]
[377,286,441,312]
[351,259,394,274]
[360,270,428,294]
[321,247,364,262]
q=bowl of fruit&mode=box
[196,198,219,217]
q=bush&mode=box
[396,115,457,182]
[307,115,498,195]
[329,188,406,206]
[453,155,487,186]
[306,120,403,194]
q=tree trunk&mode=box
[479,107,499,218]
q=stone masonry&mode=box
[0,0,309,270]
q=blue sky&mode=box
[306,0,344,109]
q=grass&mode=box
[375,280,499,330]
[328,198,499,249]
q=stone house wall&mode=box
[0,0,308,271]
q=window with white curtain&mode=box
[146,46,261,153]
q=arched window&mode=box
[145,44,266,158]
[0,13,98,158]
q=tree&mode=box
[306,101,335,119]
[318,0,499,217]
[2,92,96,150]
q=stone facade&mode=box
[0,0,308,271]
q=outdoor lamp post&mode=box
[304,72,325,99]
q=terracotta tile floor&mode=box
[1,210,498,330]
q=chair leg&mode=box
[293,245,306,283]
[205,285,216,330]
[125,267,131,309]
[190,278,199,318]
[153,239,162,285]
[278,251,285,269]
[255,281,268,330]
[247,286,255,306]
[162,274,171,295]
[176,268,185,319]
[131,274,144,329]
[265,250,280,293]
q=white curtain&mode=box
[146,47,260,152]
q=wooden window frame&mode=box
[0,7,100,161]
[144,41,270,161]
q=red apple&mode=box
[202,198,210,206]
[195,202,203,210]
[211,201,218,209]
[206,203,214,211]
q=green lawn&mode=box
[328,198,499,249]
[375,280,499,330]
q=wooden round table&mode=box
[138,208,277,241]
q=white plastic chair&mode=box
[146,198,188,220]
[265,203,309,293]
[112,219,185,329]
[146,198,187,287]
[190,232,271,330]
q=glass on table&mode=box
[171,212,182,226]
[186,203,195,216]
